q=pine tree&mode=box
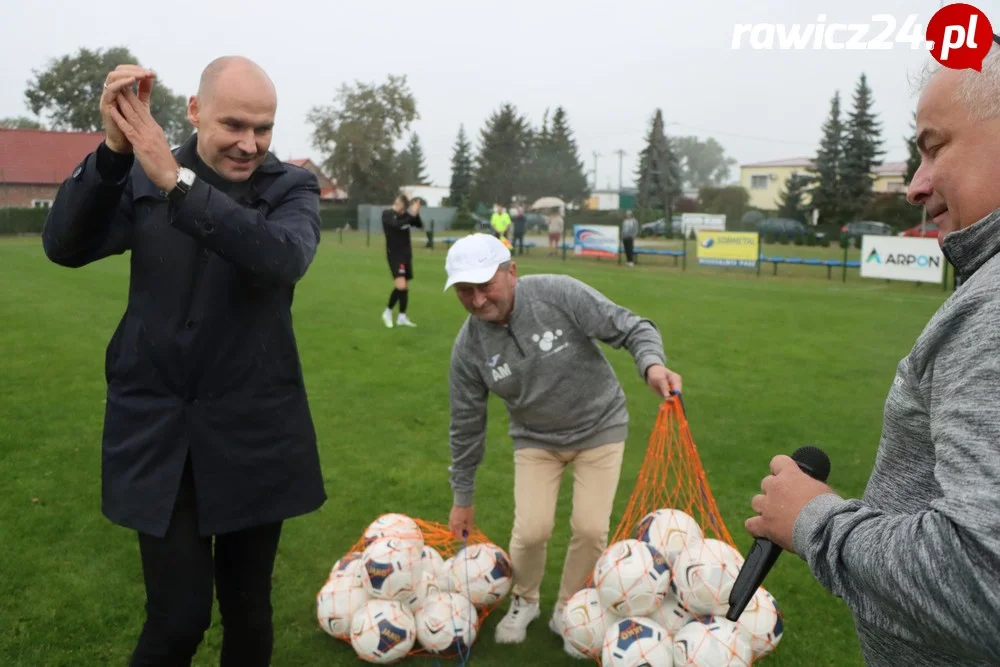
[472,103,532,207]
[397,133,429,185]
[449,125,474,210]
[547,107,589,206]
[634,109,682,219]
[776,174,809,222]
[522,110,553,202]
[808,91,845,226]
[840,73,885,220]
[904,111,920,185]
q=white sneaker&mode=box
[396,314,416,327]
[494,596,540,644]
[382,309,393,328]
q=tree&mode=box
[776,174,809,222]
[904,111,920,185]
[397,133,429,185]
[840,73,885,221]
[24,46,189,145]
[0,116,43,129]
[808,91,845,225]
[546,107,589,206]
[449,125,474,210]
[307,74,418,205]
[471,103,533,207]
[635,109,683,220]
[674,136,737,190]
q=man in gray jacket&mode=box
[621,210,639,266]
[443,233,682,652]
[746,44,1000,666]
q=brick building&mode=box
[0,128,105,208]
[285,158,348,202]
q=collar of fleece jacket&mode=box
[942,207,1000,281]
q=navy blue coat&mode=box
[41,134,327,537]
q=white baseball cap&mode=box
[443,233,512,291]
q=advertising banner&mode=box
[860,236,945,284]
[696,231,759,268]
[573,225,621,259]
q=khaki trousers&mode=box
[508,441,626,606]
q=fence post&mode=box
[339,226,343,244]
[428,220,435,249]
[841,238,848,283]
[366,217,371,247]
[562,218,567,261]
[682,232,687,271]
[756,232,762,278]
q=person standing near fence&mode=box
[442,233,682,657]
[491,203,512,241]
[511,205,527,255]
[621,210,638,266]
[546,208,564,256]
[40,56,326,667]
[382,194,423,328]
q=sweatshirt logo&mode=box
[492,363,512,382]
[488,354,501,368]
[532,329,563,352]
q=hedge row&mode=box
[0,205,356,235]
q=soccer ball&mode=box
[414,591,479,655]
[701,539,745,569]
[411,568,448,614]
[672,617,752,666]
[561,587,619,658]
[317,575,369,640]
[420,546,448,583]
[671,539,742,617]
[593,539,672,617]
[601,616,673,667]
[646,591,693,635]
[635,509,704,566]
[363,513,424,547]
[329,551,366,586]
[350,600,417,664]
[733,588,783,659]
[363,537,424,607]
[447,543,513,607]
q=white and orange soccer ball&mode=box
[635,508,705,566]
[733,587,784,659]
[601,616,674,667]
[413,591,479,655]
[362,537,424,608]
[317,574,369,640]
[350,599,417,664]
[671,539,743,617]
[672,616,752,666]
[593,539,673,617]
[447,543,513,607]
[363,513,424,547]
[561,587,620,658]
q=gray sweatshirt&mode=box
[448,274,667,506]
[622,217,639,239]
[793,209,1000,666]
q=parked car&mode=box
[841,221,893,237]
[900,222,940,238]
[756,217,809,237]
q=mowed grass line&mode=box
[0,234,946,666]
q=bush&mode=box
[805,232,816,246]
[451,208,476,230]
[778,231,790,245]
[0,207,49,234]
[854,234,863,250]
[793,232,805,246]
[819,234,831,248]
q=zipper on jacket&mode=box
[505,325,526,358]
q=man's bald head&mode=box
[197,55,276,106]
[187,55,278,181]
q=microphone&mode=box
[725,445,831,622]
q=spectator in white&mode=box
[545,208,563,256]
[443,234,682,655]
[745,39,1000,667]
[621,210,638,266]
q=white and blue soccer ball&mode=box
[447,543,513,607]
[561,587,620,658]
[350,599,417,664]
[362,537,424,608]
[673,616,753,666]
[635,508,705,566]
[593,539,673,617]
[646,589,694,635]
[671,539,743,617]
[733,587,783,659]
[363,513,424,548]
[413,591,478,655]
[317,574,369,639]
[329,551,366,586]
[601,616,674,667]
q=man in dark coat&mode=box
[41,56,326,667]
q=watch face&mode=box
[179,168,196,187]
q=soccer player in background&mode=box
[382,194,423,328]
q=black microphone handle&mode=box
[725,537,782,621]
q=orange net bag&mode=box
[316,515,509,662]
[565,394,784,665]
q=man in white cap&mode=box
[443,233,682,654]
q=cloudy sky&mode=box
[0,0,975,189]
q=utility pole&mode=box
[613,149,627,191]
[592,151,601,191]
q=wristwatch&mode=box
[168,166,196,205]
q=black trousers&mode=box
[129,458,283,667]
[623,237,636,263]
[513,230,525,255]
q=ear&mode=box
[186,95,200,129]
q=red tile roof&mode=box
[285,158,309,167]
[0,128,106,185]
